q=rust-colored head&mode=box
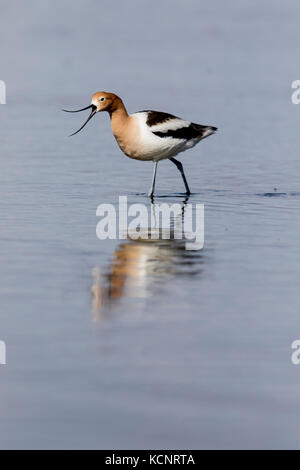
[91,91,122,113]
[63,91,124,136]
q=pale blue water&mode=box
[1,0,300,449]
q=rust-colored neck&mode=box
[108,97,140,159]
[109,97,129,127]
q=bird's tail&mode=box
[192,123,217,139]
[203,126,217,138]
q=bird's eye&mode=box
[100,97,105,102]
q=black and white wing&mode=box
[141,110,217,141]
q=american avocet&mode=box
[63,92,217,197]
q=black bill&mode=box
[62,104,97,136]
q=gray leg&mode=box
[148,161,158,197]
[170,158,191,195]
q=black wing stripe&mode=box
[138,110,178,127]
[153,123,217,140]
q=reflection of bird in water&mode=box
[92,239,204,318]
[91,197,205,319]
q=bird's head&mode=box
[63,91,121,136]
[91,91,121,113]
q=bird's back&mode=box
[129,110,217,161]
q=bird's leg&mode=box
[170,158,191,195]
[148,161,158,198]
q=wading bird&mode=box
[63,92,217,197]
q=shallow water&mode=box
[1,0,300,449]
